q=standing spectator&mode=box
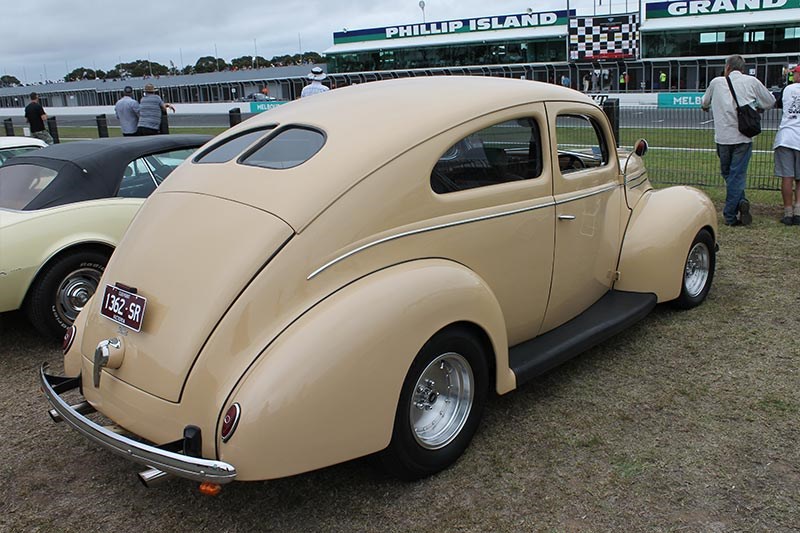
[24,92,53,144]
[702,55,775,226]
[619,72,626,91]
[591,70,599,92]
[114,86,140,137]
[137,83,175,136]
[560,74,571,88]
[659,70,667,90]
[773,65,800,225]
[582,73,590,92]
[300,67,330,98]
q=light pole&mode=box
[419,1,426,23]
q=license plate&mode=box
[100,284,147,332]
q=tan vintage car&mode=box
[42,77,717,489]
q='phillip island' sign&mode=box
[333,10,573,45]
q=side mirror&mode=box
[634,138,648,157]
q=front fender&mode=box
[615,186,717,301]
[218,259,510,481]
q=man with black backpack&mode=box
[702,55,775,226]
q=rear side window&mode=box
[0,164,58,210]
[431,118,543,194]
[241,127,325,169]
[195,129,272,164]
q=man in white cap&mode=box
[301,67,330,98]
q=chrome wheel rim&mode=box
[56,267,101,324]
[410,352,474,450]
[684,242,710,298]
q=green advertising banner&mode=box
[250,101,286,113]
[658,92,704,108]
[646,0,800,19]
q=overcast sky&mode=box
[2,0,630,83]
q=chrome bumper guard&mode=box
[40,364,236,484]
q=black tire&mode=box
[24,250,109,340]
[379,325,489,481]
[671,229,715,309]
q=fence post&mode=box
[47,116,60,144]
[159,108,170,134]
[602,98,620,148]
[3,118,14,136]
[96,114,109,138]
[229,107,242,127]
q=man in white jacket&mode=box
[773,65,800,226]
[702,55,775,226]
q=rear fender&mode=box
[218,259,510,481]
[615,186,717,301]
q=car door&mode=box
[425,104,555,344]
[540,102,625,333]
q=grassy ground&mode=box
[0,188,797,532]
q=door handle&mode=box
[558,215,576,220]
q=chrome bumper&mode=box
[40,364,236,484]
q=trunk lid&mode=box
[80,191,293,402]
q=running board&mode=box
[509,290,657,387]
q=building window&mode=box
[785,27,800,39]
[699,32,725,44]
[744,31,765,42]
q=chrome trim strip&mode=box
[40,364,237,484]
[308,183,620,280]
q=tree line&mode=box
[0,52,324,86]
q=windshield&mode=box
[0,164,58,210]
[0,146,42,166]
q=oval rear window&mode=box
[240,127,325,170]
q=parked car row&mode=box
[4,77,718,490]
[0,135,211,338]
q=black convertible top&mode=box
[4,135,211,210]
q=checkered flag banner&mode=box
[568,14,639,61]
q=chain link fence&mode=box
[1,105,784,190]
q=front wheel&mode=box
[379,326,489,481]
[671,229,715,309]
[24,250,109,340]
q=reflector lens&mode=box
[63,325,77,355]
[199,482,222,496]
[221,403,241,443]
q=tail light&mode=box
[221,403,241,443]
[63,325,77,355]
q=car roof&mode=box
[4,135,211,210]
[170,77,595,230]
[0,137,48,150]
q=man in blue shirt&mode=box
[137,83,175,135]
[114,86,140,136]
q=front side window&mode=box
[118,148,197,198]
[0,146,42,166]
[431,118,543,194]
[0,164,58,210]
[554,115,608,174]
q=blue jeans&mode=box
[717,143,753,224]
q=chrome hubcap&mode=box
[56,267,101,324]
[684,242,710,298]
[410,352,474,450]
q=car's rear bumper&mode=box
[40,364,237,485]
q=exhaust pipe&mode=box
[49,401,95,423]
[138,467,170,487]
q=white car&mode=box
[0,137,48,165]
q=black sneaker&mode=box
[781,215,794,225]
[794,215,800,225]
[738,199,752,225]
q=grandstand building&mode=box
[1,0,798,109]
